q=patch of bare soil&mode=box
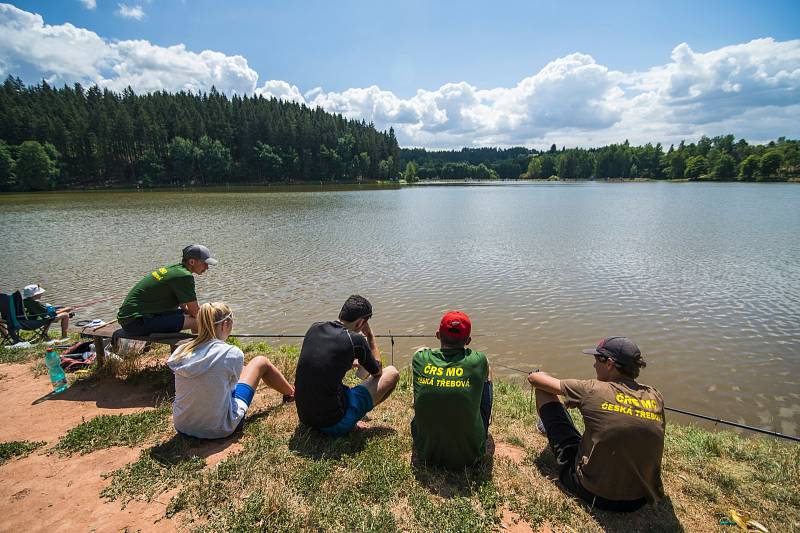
[0,363,164,442]
[0,364,180,531]
[500,508,548,532]
[0,447,175,532]
[494,441,526,464]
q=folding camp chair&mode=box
[0,292,54,345]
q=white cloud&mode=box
[103,41,258,94]
[1,4,798,148]
[117,3,144,20]
[0,4,257,95]
[0,4,111,82]
[255,80,305,103]
[79,0,97,10]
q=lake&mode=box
[1,182,798,435]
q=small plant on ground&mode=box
[0,440,46,464]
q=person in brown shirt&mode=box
[527,336,665,512]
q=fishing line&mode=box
[495,364,800,442]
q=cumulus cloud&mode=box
[1,4,798,148]
[255,80,305,103]
[79,0,96,10]
[0,4,111,82]
[117,3,144,20]
[0,4,257,94]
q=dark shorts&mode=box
[539,401,647,512]
[319,385,374,437]
[120,309,185,336]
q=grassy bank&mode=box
[2,340,798,532]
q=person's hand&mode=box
[360,321,374,338]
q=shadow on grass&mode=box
[532,447,685,532]
[288,423,397,460]
[411,434,495,498]
[150,430,244,466]
[32,364,174,409]
[587,497,685,532]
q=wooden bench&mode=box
[68,322,193,367]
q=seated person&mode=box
[411,311,492,469]
[118,244,217,336]
[294,295,399,436]
[167,302,295,439]
[22,284,73,339]
[527,336,665,512]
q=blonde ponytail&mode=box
[172,302,232,360]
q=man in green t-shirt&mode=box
[527,336,665,512]
[21,284,73,339]
[117,244,217,336]
[411,311,492,470]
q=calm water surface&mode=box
[1,182,798,435]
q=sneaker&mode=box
[536,419,547,436]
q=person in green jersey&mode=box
[527,337,665,512]
[118,244,217,336]
[411,311,492,470]
[21,283,73,339]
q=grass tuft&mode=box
[0,440,46,464]
[54,404,171,455]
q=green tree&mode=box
[526,156,542,178]
[378,156,395,180]
[136,148,164,187]
[758,151,782,180]
[738,155,760,181]
[356,152,371,180]
[403,161,418,182]
[167,137,198,184]
[684,155,707,180]
[14,140,57,191]
[253,142,283,180]
[711,154,736,179]
[197,135,231,184]
[539,155,557,178]
[0,140,13,191]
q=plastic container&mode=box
[44,347,68,393]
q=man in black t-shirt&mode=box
[294,295,399,436]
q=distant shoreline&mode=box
[1,176,797,195]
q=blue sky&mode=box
[2,1,800,148]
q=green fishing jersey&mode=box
[117,264,196,323]
[411,347,489,469]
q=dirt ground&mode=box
[0,364,243,532]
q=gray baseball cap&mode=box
[182,244,218,266]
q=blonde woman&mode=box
[167,302,295,439]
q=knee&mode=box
[251,355,275,372]
[383,365,400,386]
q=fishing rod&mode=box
[662,406,800,443]
[68,294,124,311]
[494,363,800,443]
[229,333,435,338]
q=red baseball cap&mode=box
[439,311,471,340]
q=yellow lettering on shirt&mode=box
[151,271,163,281]
[601,401,663,422]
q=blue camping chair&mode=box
[0,291,54,345]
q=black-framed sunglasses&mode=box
[594,353,610,363]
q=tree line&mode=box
[0,76,400,191]
[400,137,799,182]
